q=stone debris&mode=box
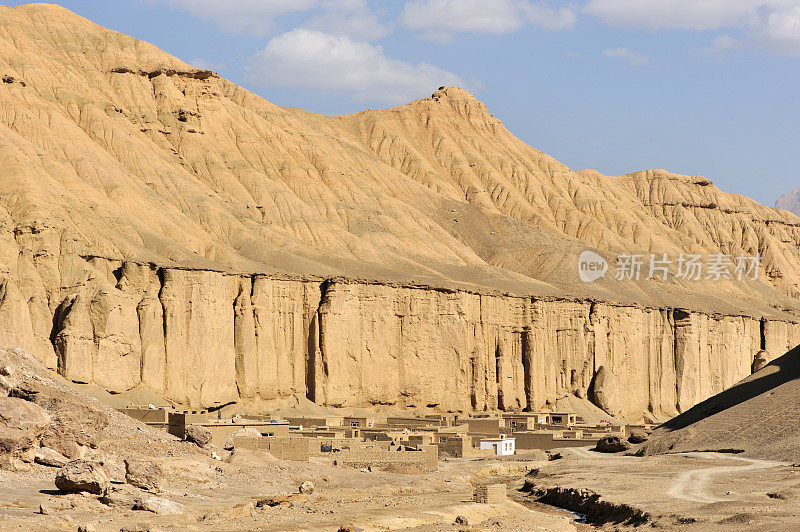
[54,460,110,495]
[133,494,184,515]
[35,446,69,467]
[125,458,163,490]
[38,499,72,514]
[299,480,315,494]
[184,424,212,447]
[100,486,142,509]
[0,396,52,471]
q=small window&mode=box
[350,421,360,427]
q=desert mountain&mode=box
[777,188,800,217]
[1,4,799,312]
[0,4,799,416]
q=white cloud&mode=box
[584,0,763,30]
[399,0,574,42]
[757,4,800,53]
[586,1,800,55]
[152,0,318,36]
[603,47,652,65]
[246,29,467,104]
[519,3,578,31]
[303,0,390,41]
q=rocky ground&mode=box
[4,345,800,531]
[0,346,583,531]
[517,446,800,531]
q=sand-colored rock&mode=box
[0,396,51,470]
[55,460,110,495]
[0,4,798,419]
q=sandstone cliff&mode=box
[0,4,798,420]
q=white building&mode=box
[480,434,515,456]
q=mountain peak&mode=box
[428,86,479,103]
[777,188,800,216]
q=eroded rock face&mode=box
[0,3,799,422]
[0,396,51,471]
[55,460,110,495]
[33,391,109,459]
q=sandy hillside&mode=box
[0,3,798,316]
[640,344,800,463]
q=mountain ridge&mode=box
[1,4,799,415]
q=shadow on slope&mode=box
[658,344,800,433]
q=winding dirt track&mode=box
[667,452,784,503]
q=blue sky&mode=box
[4,1,799,205]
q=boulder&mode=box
[125,458,162,490]
[299,480,315,494]
[590,366,620,417]
[54,460,110,495]
[133,494,184,515]
[95,453,126,483]
[35,446,69,467]
[0,396,52,471]
[185,424,212,447]
[628,429,649,444]
[34,393,109,458]
[100,485,143,509]
[595,435,631,453]
[455,515,469,525]
[224,427,261,450]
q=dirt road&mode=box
[667,452,784,503]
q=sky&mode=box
[3,1,799,205]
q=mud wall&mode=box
[1,251,799,420]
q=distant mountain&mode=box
[777,188,800,216]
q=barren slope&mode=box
[0,4,799,416]
[0,3,798,314]
[640,345,800,463]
